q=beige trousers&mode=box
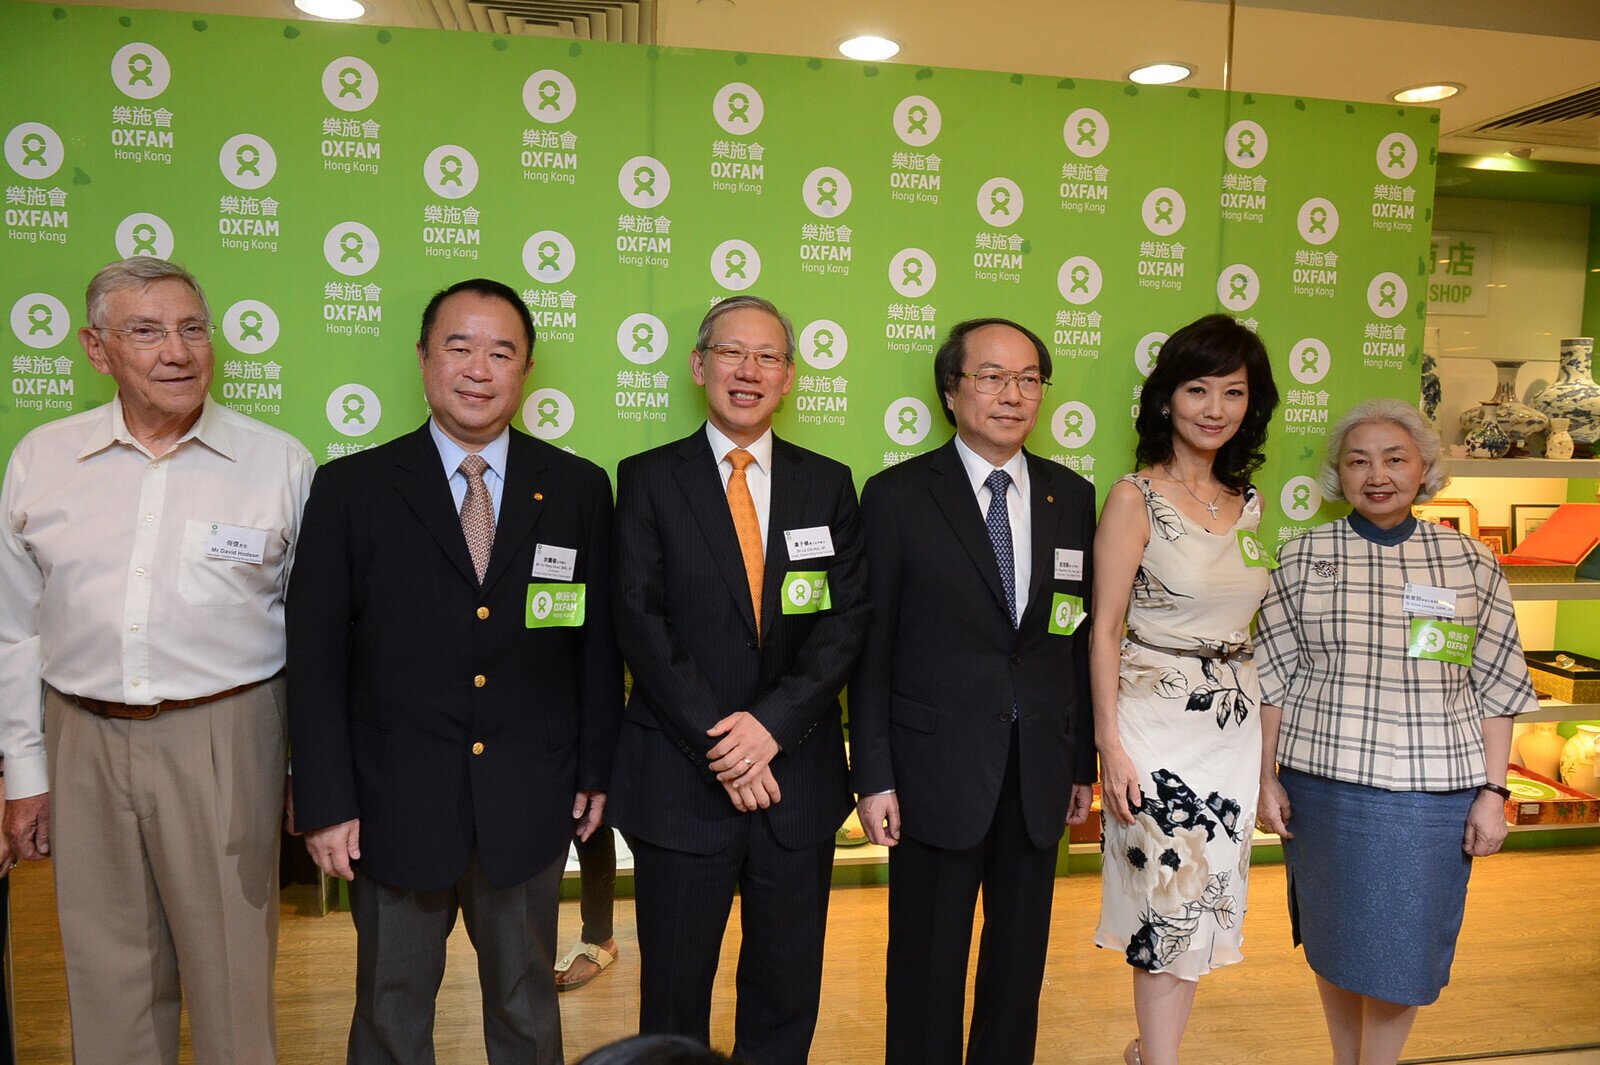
[45,679,286,1065]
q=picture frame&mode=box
[1413,498,1478,538]
[1510,503,1562,548]
[1477,525,1509,555]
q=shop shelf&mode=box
[1508,580,1600,601]
[1443,457,1600,478]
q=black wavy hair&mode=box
[1133,314,1278,491]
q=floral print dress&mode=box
[1094,475,1271,979]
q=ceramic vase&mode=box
[1463,403,1511,458]
[1559,724,1600,796]
[1532,338,1600,447]
[1518,721,1566,780]
[1459,360,1547,453]
[1420,326,1442,428]
[1547,417,1575,460]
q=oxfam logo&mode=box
[786,576,813,608]
[9,293,70,349]
[1225,121,1268,169]
[1366,272,1408,319]
[1141,187,1186,236]
[115,213,175,260]
[799,319,848,370]
[1216,264,1260,310]
[1134,331,1168,378]
[1063,108,1108,159]
[617,313,668,365]
[1056,256,1102,305]
[804,166,853,218]
[112,42,171,100]
[323,57,378,112]
[523,230,575,284]
[1376,132,1418,179]
[326,383,382,437]
[888,248,937,298]
[712,240,762,292]
[1051,402,1096,449]
[1297,197,1340,245]
[222,299,281,354]
[323,222,380,277]
[714,82,765,135]
[523,387,574,440]
[4,123,65,179]
[893,95,942,147]
[976,177,1024,228]
[530,590,555,620]
[1280,476,1322,521]
[219,134,277,190]
[424,145,479,199]
[884,397,930,445]
[618,154,670,209]
[1054,599,1075,629]
[523,69,576,123]
[1289,338,1331,385]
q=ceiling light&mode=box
[839,36,900,62]
[1128,62,1193,86]
[293,0,365,19]
[1390,82,1462,104]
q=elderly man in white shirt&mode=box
[0,257,314,1065]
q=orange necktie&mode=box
[726,448,764,638]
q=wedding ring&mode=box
[743,757,754,766]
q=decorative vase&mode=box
[1517,721,1566,780]
[1559,724,1600,796]
[1460,359,1547,454]
[1463,403,1511,458]
[1420,326,1442,428]
[1532,338,1600,449]
[1547,417,1575,460]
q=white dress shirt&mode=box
[430,420,510,522]
[706,421,773,556]
[0,397,315,798]
[953,435,1031,625]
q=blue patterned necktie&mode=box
[984,468,1016,628]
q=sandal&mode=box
[1124,1038,1142,1065]
[553,940,617,992]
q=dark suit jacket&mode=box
[606,426,870,855]
[287,422,622,892]
[849,439,1096,852]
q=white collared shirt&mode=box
[430,420,510,523]
[706,421,773,557]
[0,397,315,798]
[953,435,1031,625]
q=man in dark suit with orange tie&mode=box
[608,295,870,1065]
[851,318,1098,1065]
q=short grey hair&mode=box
[694,295,796,360]
[1318,397,1449,504]
[86,257,210,328]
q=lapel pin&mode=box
[534,492,544,501]
[1047,494,1055,503]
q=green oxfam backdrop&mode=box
[1,3,1436,541]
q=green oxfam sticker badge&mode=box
[782,571,831,614]
[526,583,586,628]
[1048,593,1087,636]
[1237,530,1278,569]
[1407,619,1473,666]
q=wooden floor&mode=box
[10,847,1600,1064]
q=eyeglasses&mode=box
[703,343,791,372]
[96,322,216,349]
[959,370,1050,399]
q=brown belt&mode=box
[55,675,275,721]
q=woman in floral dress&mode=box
[1089,315,1279,1065]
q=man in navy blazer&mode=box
[851,318,1097,1065]
[608,296,870,1065]
[287,279,622,1065]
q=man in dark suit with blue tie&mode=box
[851,318,1098,1065]
[287,278,622,1065]
[608,295,870,1065]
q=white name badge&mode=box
[1054,548,1084,581]
[531,544,577,581]
[785,526,835,561]
[206,523,268,565]
[1402,583,1457,618]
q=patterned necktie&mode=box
[984,468,1017,627]
[726,448,765,638]
[458,454,494,584]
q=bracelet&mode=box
[1479,782,1512,800]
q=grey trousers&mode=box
[347,851,564,1065]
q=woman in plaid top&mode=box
[1256,398,1536,1065]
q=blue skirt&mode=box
[1279,767,1475,1006]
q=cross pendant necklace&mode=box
[1165,464,1223,519]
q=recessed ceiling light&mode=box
[839,35,900,62]
[294,0,365,19]
[1390,82,1462,104]
[1128,62,1193,85]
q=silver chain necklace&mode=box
[1164,463,1224,519]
